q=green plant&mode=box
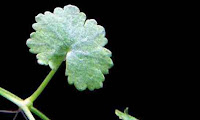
[115,108,138,120]
[0,5,137,120]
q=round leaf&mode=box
[26,5,113,91]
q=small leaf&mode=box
[27,5,113,91]
[124,107,129,114]
[115,108,138,120]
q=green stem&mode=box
[0,87,35,120]
[27,64,61,103]
[1,63,62,120]
[21,106,35,120]
[30,106,50,120]
[0,87,23,107]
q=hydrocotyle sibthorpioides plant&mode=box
[27,5,113,91]
[0,5,113,120]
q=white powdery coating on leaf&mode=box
[27,5,113,91]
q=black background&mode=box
[0,0,175,120]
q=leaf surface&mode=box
[27,5,113,91]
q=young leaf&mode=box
[115,108,138,120]
[26,5,113,91]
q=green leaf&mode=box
[115,108,138,120]
[26,5,113,91]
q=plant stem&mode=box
[28,63,62,103]
[30,106,50,120]
[21,106,35,120]
[1,63,62,120]
[0,87,23,107]
[0,87,35,120]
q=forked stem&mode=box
[0,87,35,120]
[0,63,62,120]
